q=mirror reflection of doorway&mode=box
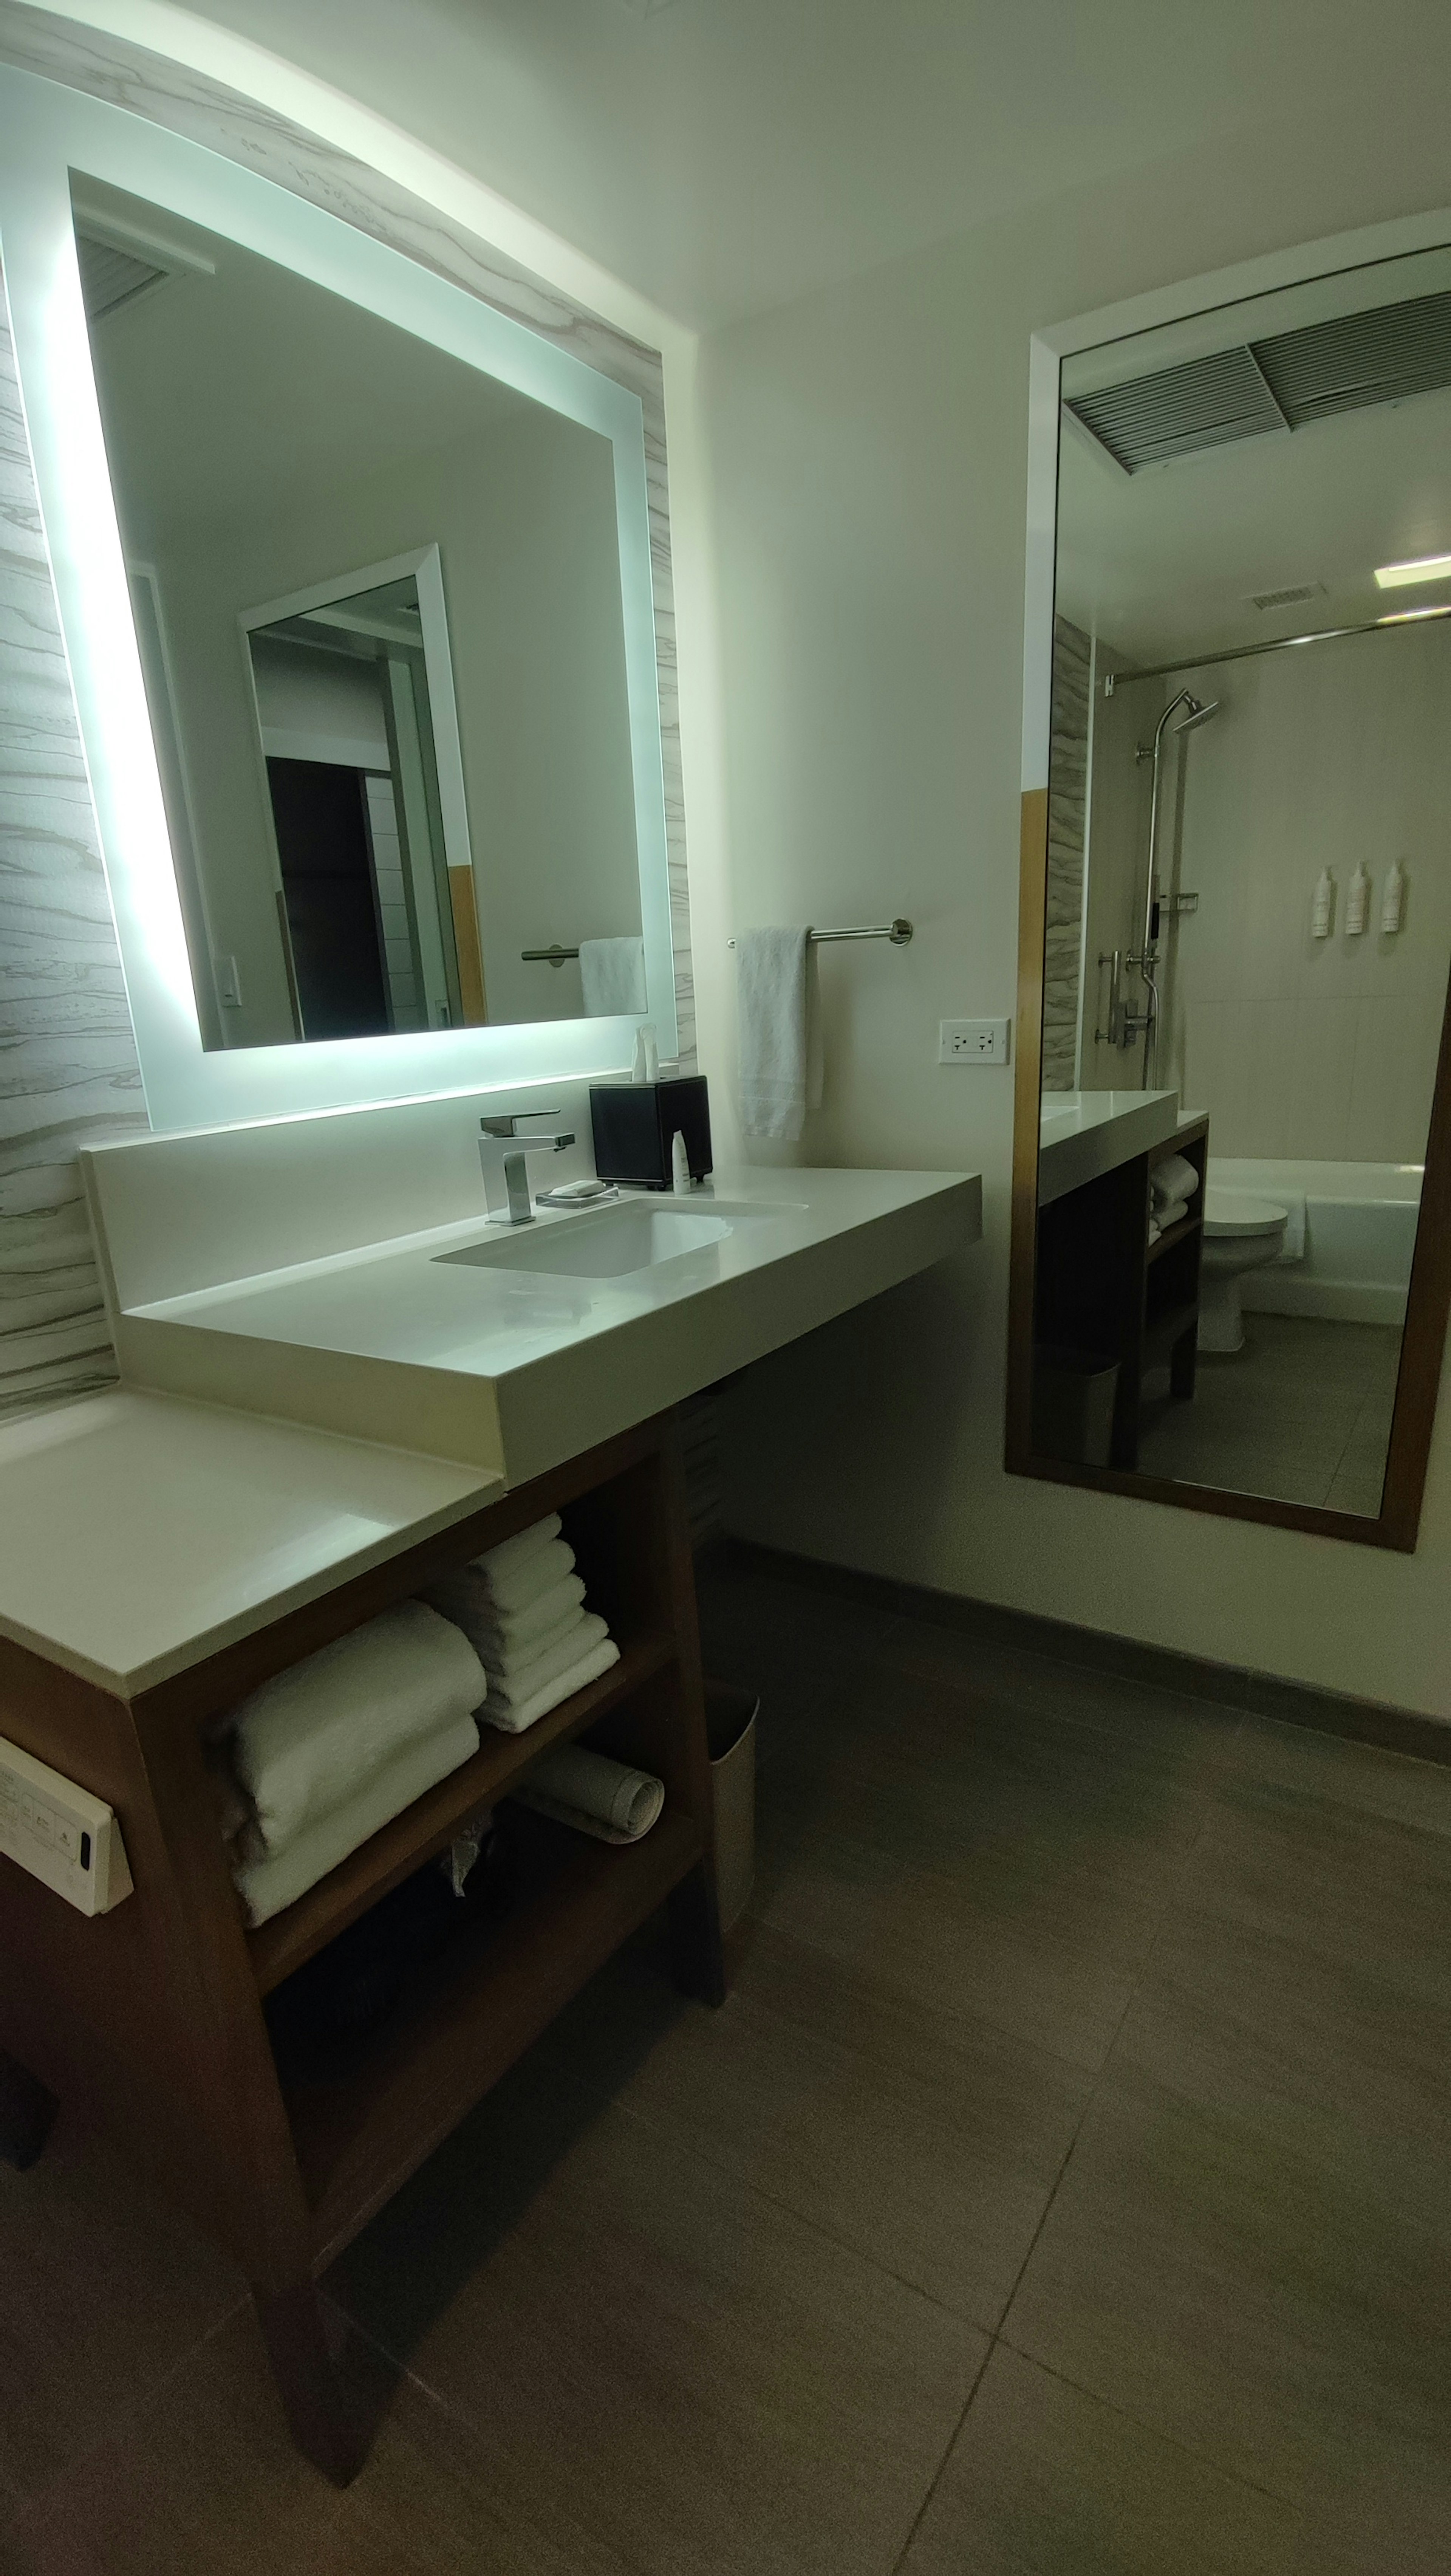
[266,757,390,1043]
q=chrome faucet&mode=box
[479,1114,576,1225]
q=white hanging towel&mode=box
[736,926,824,1141]
[579,937,647,1016]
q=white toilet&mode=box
[1198,1189,1289,1353]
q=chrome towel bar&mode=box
[728,918,913,949]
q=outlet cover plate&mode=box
[939,1018,1011,1065]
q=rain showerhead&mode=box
[1173,695,1221,734]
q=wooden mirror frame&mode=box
[1006,225,1451,1553]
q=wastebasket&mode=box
[704,1681,758,1933]
[1032,1347,1120,1468]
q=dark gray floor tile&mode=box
[886,1624,1242,1771]
[2,2304,638,2576]
[900,2343,1355,2576]
[1227,1709,1451,1838]
[0,2113,244,2501]
[332,2073,987,2576]
[543,1916,1089,2328]
[1002,2067,1451,2567]
[1112,1897,1451,2235]
[753,1787,1158,2072]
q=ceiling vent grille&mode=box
[75,232,169,322]
[1248,581,1326,612]
[1066,286,1451,472]
[1066,347,1284,473]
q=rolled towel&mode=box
[514,1745,663,1846]
[476,1512,562,1583]
[233,1709,481,1926]
[224,1601,486,1862]
[1153,1198,1189,1232]
[1151,1153,1199,1206]
[479,1636,620,1736]
[483,1612,609,1710]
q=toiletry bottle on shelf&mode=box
[671,1130,693,1195]
[1346,862,1370,935]
[631,1022,660,1084]
[1381,861,1406,935]
[1311,867,1335,938]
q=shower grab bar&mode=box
[727,918,914,949]
[521,944,580,967]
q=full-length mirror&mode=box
[74,177,647,1046]
[1013,242,1451,1545]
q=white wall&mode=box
[1154,624,1451,1161]
[699,118,1451,1721]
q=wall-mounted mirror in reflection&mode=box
[1013,243,1451,1545]
[74,178,647,1046]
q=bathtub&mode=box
[1209,1158,1422,1330]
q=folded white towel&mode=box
[484,1613,609,1707]
[233,1709,481,1926]
[476,1513,562,1584]
[479,1636,620,1736]
[487,1573,587,1654]
[514,1746,663,1845]
[478,1601,588,1678]
[736,926,823,1142]
[425,1538,577,1632]
[1154,1198,1189,1232]
[225,1601,486,1862]
[1151,1154,1199,1206]
[579,937,647,1017]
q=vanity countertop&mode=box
[105,1164,981,1486]
[0,1390,501,1695]
[1038,1090,1180,1206]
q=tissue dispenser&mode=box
[590,1075,713,1191]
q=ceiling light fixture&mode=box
[1374,551,1451,589]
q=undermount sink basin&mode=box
[438,1203,735,1280]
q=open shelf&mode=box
[247,1632,676,1994]
[1148,1211,1201,1263]
[287,1805,701,2263]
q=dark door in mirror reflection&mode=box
[268,759,389,1042]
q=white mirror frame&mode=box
[0,63,676,1131]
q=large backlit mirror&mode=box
[1011,238,1451,1547]
[75,178,645,1048]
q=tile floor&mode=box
[3,1556,1449,2573]
[1135,1312,1401,1511]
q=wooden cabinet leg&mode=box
[0,2051,59,2171]
[668,1861,726,2008]
[254,2279,370,2486]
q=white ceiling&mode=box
[164,0,1451,330]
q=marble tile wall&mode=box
[0,3,696,1421]
[0,262,147,1420]
[1043,617,1091,1091]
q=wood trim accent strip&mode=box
[718,1534,1451,1765]
[1006,788,1048,1473]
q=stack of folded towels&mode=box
[213,1601,488,1927]
[424,1512,619,1734]
[1148,1150,1200,1245]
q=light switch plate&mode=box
[0,1734,133,1915]
[939,1018,1011,1064]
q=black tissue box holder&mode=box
[589,1075,713,1191]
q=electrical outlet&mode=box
[939,1018,1010,1065]
[1,1734,132,1916]
[214,954,243,1008]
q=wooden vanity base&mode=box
[0,1411,724,2482]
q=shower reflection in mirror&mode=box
[1029,247,1451,1529]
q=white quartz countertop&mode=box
[0,1391,502,1696]
[1038,1091,1180,1207]
[113,1165,981,1485]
